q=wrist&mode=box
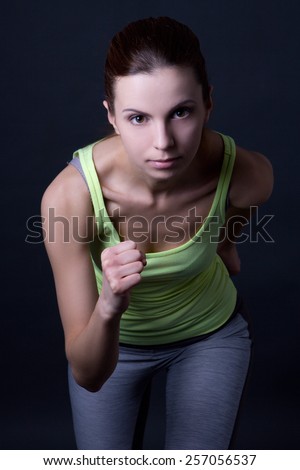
[96,296,123,323]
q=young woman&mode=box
[41,17,273,449]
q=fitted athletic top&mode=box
[70,133,237,345]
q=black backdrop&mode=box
[2,0,299,449]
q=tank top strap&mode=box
[72,143,120,243]
[217,133,236,217]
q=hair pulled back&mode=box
[104,17,210,112]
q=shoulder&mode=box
[41,162,91,213]
[229,143,274,208]
[41,162,95,243]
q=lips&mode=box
[147,156,181,169]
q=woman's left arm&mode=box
[217,146,274,275]
[229,146,274,209]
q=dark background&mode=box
[2,0,299,449]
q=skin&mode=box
[103,67,212,192]
[41,66,273,391]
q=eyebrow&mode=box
[122,99,197,115]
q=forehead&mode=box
[113,66,203,109]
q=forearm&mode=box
[66,305,121,392]
[61,241,145,392]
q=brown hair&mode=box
[104,17,210,112]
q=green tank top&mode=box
[72,132,237,345]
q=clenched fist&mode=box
[98,240,147,318]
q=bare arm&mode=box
[217,146,274,274]
[41,166,146,392]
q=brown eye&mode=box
[130,115,145,125]
[173,107,191,119]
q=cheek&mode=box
[119,129,149,156]
[178,121,202,147]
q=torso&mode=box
[91,129,225,254]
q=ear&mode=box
[204,85,214,124]
[103,100,120,134]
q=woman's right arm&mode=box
[41,166,145,392]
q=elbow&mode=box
[65,344,104,392]
[66,342,118,393]
[68,357,116,393]
[251,153,274,206]
[81,382,103,394]
[71,367,104,393]
[258,154,274,202]
[260,167,274,204]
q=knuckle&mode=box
[134,272,142,283]
[101,255,108,268]
[101,248,117,269]
[136,261,144,272]
[110,279,122,294]
[127,240,136,249]
[105,266,117,282]
[101,249,110,264]
[109,279,117,292]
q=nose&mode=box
[153,121,174,150]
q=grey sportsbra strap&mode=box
[68,158,89,191]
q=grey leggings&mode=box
[68,313,252,450]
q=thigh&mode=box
[165,314,252,450]
[68,346,153,450]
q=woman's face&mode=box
[104,66,212,184]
